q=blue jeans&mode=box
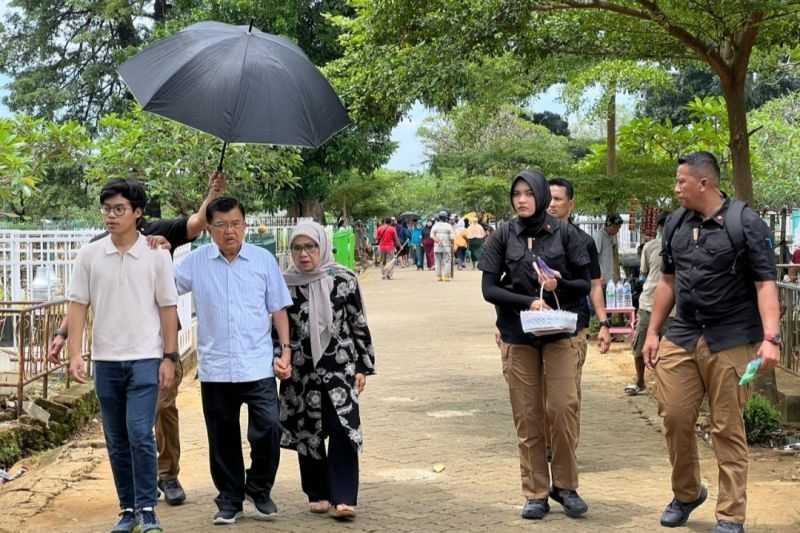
[95,359,161,509]
[414,245,424,269]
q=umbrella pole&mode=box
[217,141,228,172]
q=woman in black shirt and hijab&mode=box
[478,169,591,521]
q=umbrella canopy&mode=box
[118,21,350,160]
[398,211,419,222]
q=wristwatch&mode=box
[280,343,292,351]
[163,351,180,363]
[53,328,68,340]
[598,319,611,329]
[764,334,783,347]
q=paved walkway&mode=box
[2,269,798,532]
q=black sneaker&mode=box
[712,520,745,533]
[158,478,187,506]
[660,486,708,527]
[213,509,242,525]
[246,493,278,520]
[549,486,588,518]
[137,507,163,533]
[521,499,550,520]
[110,508,137,533]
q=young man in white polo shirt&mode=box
[67,179,178,533]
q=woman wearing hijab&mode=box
[478,170,591,521]
[277,221,376,520]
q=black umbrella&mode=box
[118,20,351,170]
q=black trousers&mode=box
[298,390,359,506]
[200,378,281,512]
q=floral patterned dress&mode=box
[275,270,376,459]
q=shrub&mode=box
[743,393,783,445]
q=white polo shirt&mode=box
[68,233,178,361]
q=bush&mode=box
[743,393,783,445]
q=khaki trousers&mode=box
[155,361,183,481]
[501,338,580,499]
[654,337,754,524]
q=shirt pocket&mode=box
[701,231,737,271]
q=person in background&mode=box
[595,213,623,285]
[454,219,469,270]
[431,212,455,282]
[175,197,293,526]
[422,220,435,270]
[397,220,412,267]
[626,212,674,396]
[279,221,376,520]
[465,216,487,269]
[49,171,226,507]
[375,217,400,280]
[410,220,424,271]
[67,179,178,533]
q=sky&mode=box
[385,85,636,171]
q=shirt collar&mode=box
[103,233,147,258]
[208,241,250,262]
[688,196,730,227]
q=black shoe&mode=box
[158,478,186,506]
[246,493,278,520]
[712,521,745,533]
[659,486,708,527]
[521,499,550,520]
[549,487,588,518]
[213,509,242,525]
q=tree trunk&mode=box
[720,77,754,204]
[606,87,617,177]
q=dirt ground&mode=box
[1,268,798,532]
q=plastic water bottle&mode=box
[615,281,624,309]
[606,280,616,308]
[623,280,632,308]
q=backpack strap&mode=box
[662,207,688,266]
[723,199,747,250]
[723,199,748,274]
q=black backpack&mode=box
[663,200,747,274]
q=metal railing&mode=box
[0,299,92,416]
[778,282,800,375]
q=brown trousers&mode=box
[655,337,754,524]
[501,338,580,500]
[155,361,183,481]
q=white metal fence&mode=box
[573,215,641,252]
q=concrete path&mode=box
[2,269,798,532]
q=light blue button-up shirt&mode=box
[175,242,292,383]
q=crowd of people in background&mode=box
[370,211,493,281]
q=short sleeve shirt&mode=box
[479,215,590,345]
[377,225,397,252]
[574,227,601,330]
[662,200,777,352]
[68,234,178,361]
[175,243,293,382]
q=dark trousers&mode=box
[200,378,281,512]
[94,359,160,510]
[297,390,359,506]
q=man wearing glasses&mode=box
[50,172,226,507]
[174,197,293,525]
[66,179,178,533]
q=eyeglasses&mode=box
[291,243,319,254]
[210,221,244,230]
[100,205,131,217]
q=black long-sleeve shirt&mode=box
[479,216,591,345]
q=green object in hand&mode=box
[739,358,762,386]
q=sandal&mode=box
[309,501,331,514]
[624,384,645,396]
[330,504,356,520]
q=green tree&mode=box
[89,107,302,216]
[337,0,800,204]
[0,118,37,214]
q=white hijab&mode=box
[283,222,349,367]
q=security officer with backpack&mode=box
[642,152,780,533]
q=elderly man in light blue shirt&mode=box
[175,197,292,525]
